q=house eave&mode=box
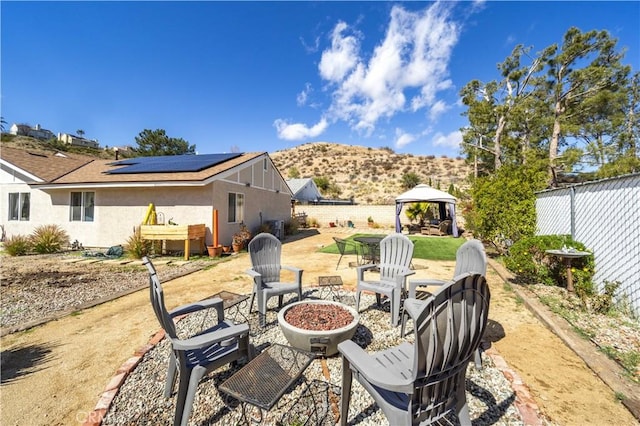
[31,180,211,190]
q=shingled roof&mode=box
[0,146,95,182]
[2,144,271,188]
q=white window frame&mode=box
[8,192,30,221]
[228,192,244,223]
[70,191,95,222]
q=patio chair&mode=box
[246,232,303,326]
[355,233,415,326]
[333,237,360,269]
[402,238,487,368]
[430,219,451,236]
[143,256,252,426]
[338,273,490,426]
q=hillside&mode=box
[1,134,118,160]
[1,136,471,204]
[270,142,471,204]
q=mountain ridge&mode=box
[270,141,470,204]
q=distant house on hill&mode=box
[9,123,55,140]
[286,178,322,204]
[0,147,292,252]
[57,132,100,149]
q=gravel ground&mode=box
[2,249,637,424]
[103,290,525,426]
[0,253,212,333]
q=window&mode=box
[70,191,95,222]
[8,192,30,221]
[228,192,244,223]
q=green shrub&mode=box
[125,227,152,259]
[465,163,547,254]
[588,281,621,314]
[3,234,32,256]
[284,219,299,236]
[30,224,70,254]
[505,234,595,296]
[257,222,273,234]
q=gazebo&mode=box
[395,184,458,236]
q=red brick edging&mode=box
[81,329,166,426]
[485,347,545,425]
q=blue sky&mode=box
[2,1,638,157]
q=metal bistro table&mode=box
[545,249,591,293]
[353,235,384,264]
[219,343,315,423]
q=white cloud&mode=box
[432,130,462,148]
[276,2,462,142]
[324,3,459,134]
[318,21,360,82]
[429,100,449,121]
[300,35,320,53]
[394,128,416,148]
[273,118,329,141]
[471,0,487,13]
[297,83,313,106]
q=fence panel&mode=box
[536,188,572,235]
[536,174,640,316]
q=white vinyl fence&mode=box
[536,173,640,316]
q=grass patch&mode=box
[319,234,465,261]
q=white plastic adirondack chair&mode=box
[355,233,415,326]
[402,239,487,368]
[339,273,490,426]
[143,256,252,426]
[246,232,303,327]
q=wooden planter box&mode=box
[140,224,206,260]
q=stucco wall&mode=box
[295,204,398,229]
[2,182,291,250]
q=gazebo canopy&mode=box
[395,184,457,204]
[395,184,458,236]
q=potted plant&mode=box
[367,216,374,227]
[207,245,223,257]
[232,224,252,253]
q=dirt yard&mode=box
[1,229,637,425]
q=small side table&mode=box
[545,249,591,292]
[219,344,315,423]
[318,275,345,302]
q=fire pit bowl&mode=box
[277,300,359,356]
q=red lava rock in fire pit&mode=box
[284,303,354,331]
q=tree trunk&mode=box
[549,100,563,187]
[494,115,506,170]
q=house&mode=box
[1,146,292,252]
[9,123,55,140]
[286,178,322,204]
[57,132,100,149]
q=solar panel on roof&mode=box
[106,153,243,174]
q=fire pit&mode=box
[277,300,359,356]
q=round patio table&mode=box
[353,236,384,264]
[545,249,591,292]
